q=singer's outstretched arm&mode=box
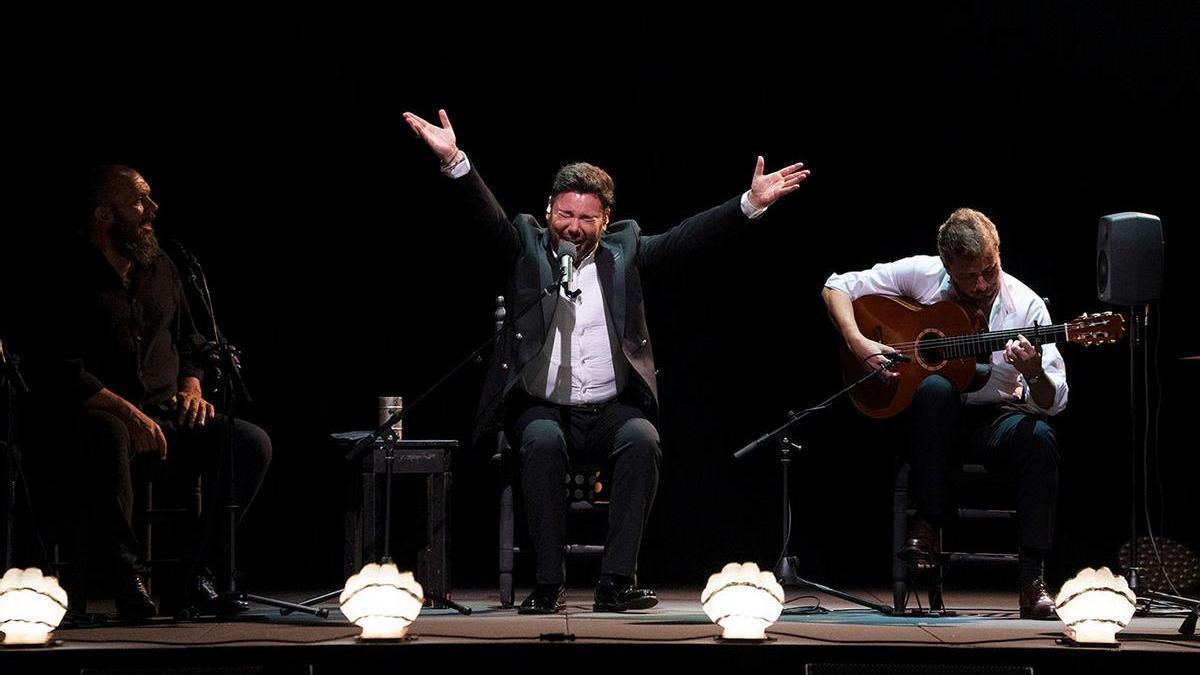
[637,156,810,273]
[404,109,521,262]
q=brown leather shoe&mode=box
[898,518,940,569]
[1019,576,1056,620]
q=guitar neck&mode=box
[904,323,1069,359]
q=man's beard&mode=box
[114,217,160,266]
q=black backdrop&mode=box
[5,4,1197,593]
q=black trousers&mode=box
[507,392,661,585]
[907,375,1059,551]
[46,409,272,582]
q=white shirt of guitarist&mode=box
[824,255,1068,416]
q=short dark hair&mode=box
[550,162,614,211]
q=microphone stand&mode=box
[1142,590,1199,637]
[1,339,31,569]
[734,356,913,616]
[172,241,326,619]
[346,274,567,464]
[282,256,573,617]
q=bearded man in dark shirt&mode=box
[25,165,272,620]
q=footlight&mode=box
[701,562,784,641]
[339,562,424,640]
[0,568,69,646]
[1055,566,1137,645]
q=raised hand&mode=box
[402,109,459,165]
[748,156,810,210]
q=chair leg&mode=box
[892,464,911,612]
[929,560,946,611]
[140,479,154,595]
[893,580,908,612]
[929,577,945,611]
[498,483,514,608]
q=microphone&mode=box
[885,352,911,364]
[0,338,29,394]
[169,239,196,263]
[166,238,201,269]
[556,241,580,298]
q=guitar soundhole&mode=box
[915,329,947,370]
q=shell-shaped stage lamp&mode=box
[1054,566,1137,644]
[701,562,785,641]
[0,567,69,646]
[339,563,424,640]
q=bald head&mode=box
[87,165,142,225]
[85,165,160,265]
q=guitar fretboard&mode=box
[890,323,1069,360]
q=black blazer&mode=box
[455,166,753,440]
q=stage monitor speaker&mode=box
[1097,212,1163,305]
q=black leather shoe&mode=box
[187,572,249,617]
[518,584,565,614]
[898,518,941,569]
[114,573,157,622]
[1019,576,1056,620]
[593,575,657,612]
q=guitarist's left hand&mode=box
[1003,335,1043,380]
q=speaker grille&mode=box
[1096,212,1163,304]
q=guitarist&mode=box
[821,208,1067,619]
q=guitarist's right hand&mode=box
[849,336,900,380]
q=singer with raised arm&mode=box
[20,165,272,620]
[404,109,809,614]
[821,208,1068,619]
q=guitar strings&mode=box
[882,315,1117,352]
[883,324,1071,353]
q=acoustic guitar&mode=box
[839,295,1125,418]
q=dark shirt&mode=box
[35,241,206,410]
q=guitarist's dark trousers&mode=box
[905,375,1059,562]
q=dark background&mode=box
[4,4,1197,594]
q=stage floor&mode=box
[4,587,1196,674]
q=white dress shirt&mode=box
[527,249,626,404]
